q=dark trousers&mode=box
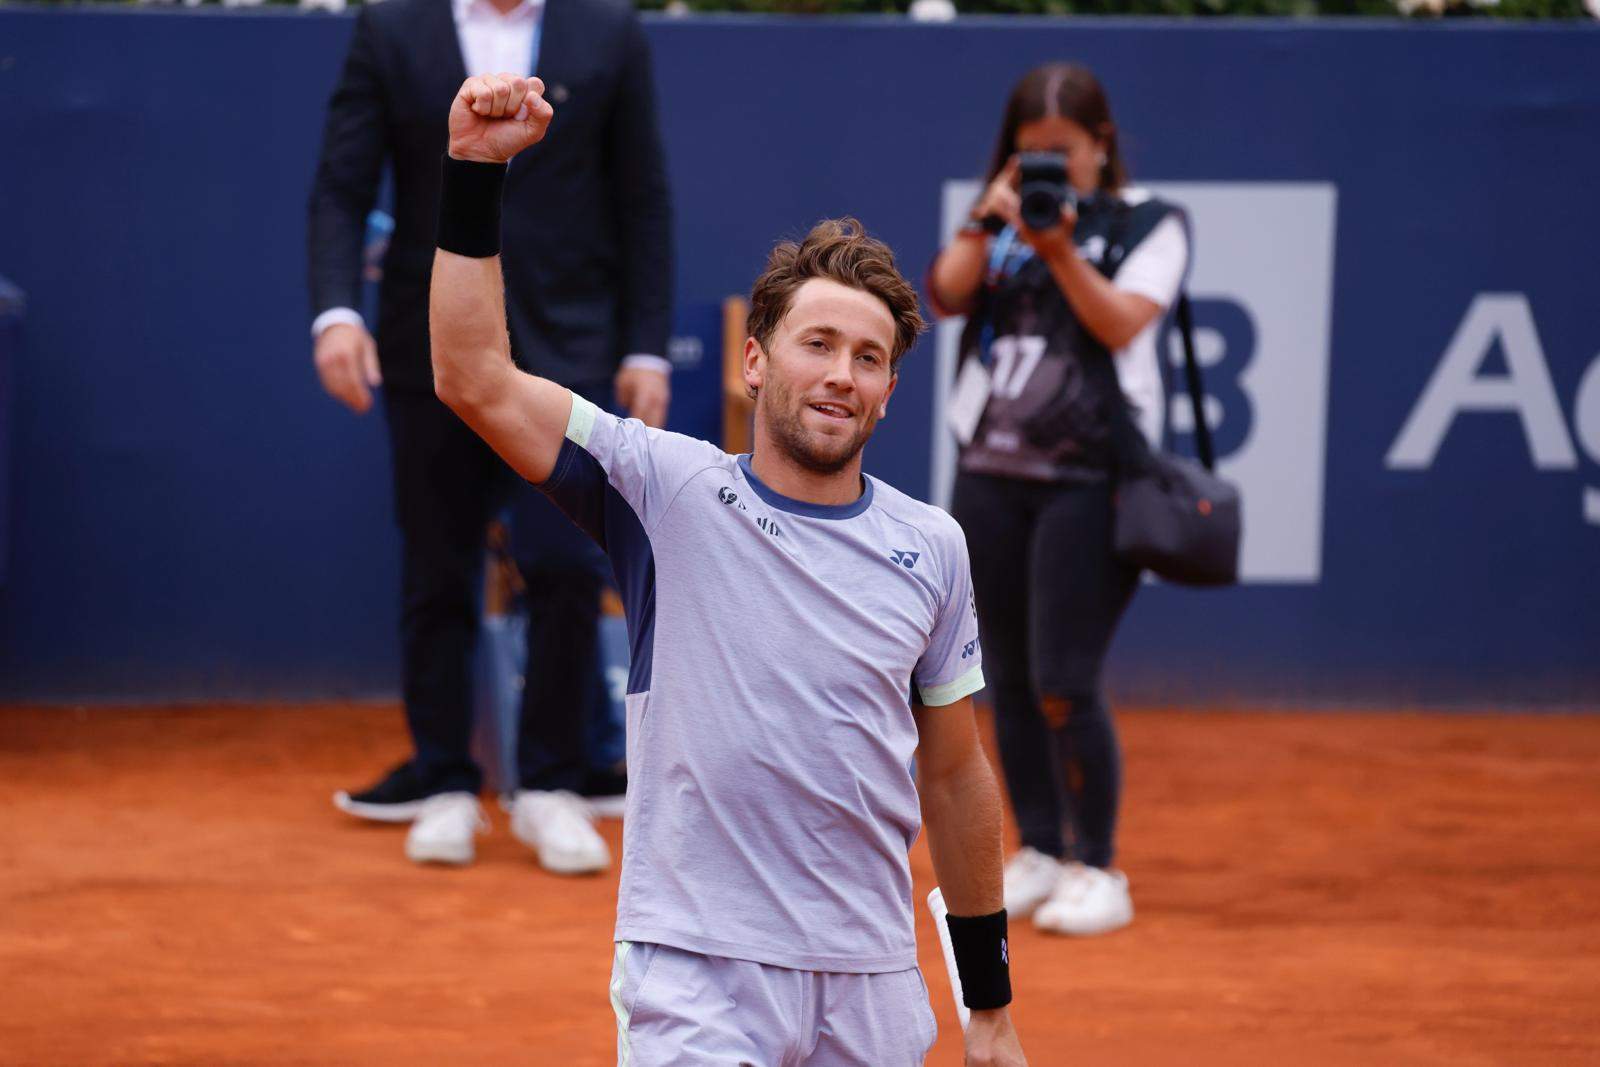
[383,384,612,795]
[951,471,1139,869]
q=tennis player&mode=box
[430,73,1027,1067]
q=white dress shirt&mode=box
[454,0,541,84]
[313,0,670,378]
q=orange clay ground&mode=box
[2,704,1598,1066]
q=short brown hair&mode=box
[746,218,926,374]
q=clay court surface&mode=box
[2,705,1597,1066]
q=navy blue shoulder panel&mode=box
[539,438,609,545]
[603,483,656,696]
[538,439,656,695]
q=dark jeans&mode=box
[383,383,612,795]
[951,471,1140,869]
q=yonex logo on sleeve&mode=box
[889,550,920,569]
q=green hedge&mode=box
[26,0,1597,17]
[640,0,1588,12]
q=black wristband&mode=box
[437,155,506,258]
[946,909,1012,1011]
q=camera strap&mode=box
[1174,293,1214,471]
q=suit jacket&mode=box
[308,0,672,392]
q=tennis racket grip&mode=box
[926,887,971,1032]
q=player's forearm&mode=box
[429,248,516,412]
[428,248,572,483]
[428,76,574,483]
[921,748,1005,916]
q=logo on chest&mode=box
[888,550,920,569]
[718,485,781,539]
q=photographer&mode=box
[928,64,1189,937]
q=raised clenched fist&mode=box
[447,74,555,165]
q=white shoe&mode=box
[584,793,627,821]
[1002,847,1065,919]
[510,790,611,875]
[404,792,485,866]
[1032,863,1134,936]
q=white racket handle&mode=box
[926,887,971,1032]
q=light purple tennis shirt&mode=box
[542,394,985,973]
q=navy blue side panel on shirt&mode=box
[538,439,657,695]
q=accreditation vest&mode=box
[956,193,1180,484]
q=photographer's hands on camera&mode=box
[970,154,1077,260]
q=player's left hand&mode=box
[615,365,670,428]
[965,1007,1027,1066]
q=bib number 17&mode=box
[988,335,1048,400]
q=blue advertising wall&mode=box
[0,9,1595,706]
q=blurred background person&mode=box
[308,0,671,872]
[927,63,1189,936]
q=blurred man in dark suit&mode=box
[307,0,671,873]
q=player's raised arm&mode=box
[430,74,570,484]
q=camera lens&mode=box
[1019,186,1063,231]
[1015,152,1071,231]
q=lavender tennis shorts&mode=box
[610,941,938,1066]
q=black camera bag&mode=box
[1102,207,1242,586]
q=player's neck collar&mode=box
[737,454,873,521]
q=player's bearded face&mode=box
[759,360,884,474]
[756,281,899,476]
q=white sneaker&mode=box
[584,793,628,821]
[1002,847,1065,919]
[1032,863,1134,936]
[403,792,485,866]
[510,790,611,875]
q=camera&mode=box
[1017,152,1075,231]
